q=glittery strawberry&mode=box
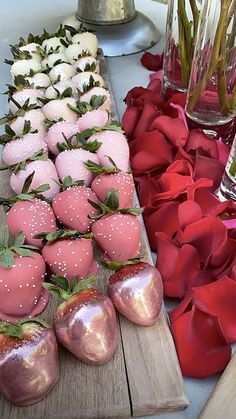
[1,172,57,248]
[77,108,109,131]
[37,229,98,281]
[85,159,134,208]
[105,260,163,326]
[0,225,49,322]
[71,72,104,93]
[2,128,47,166]
[44,275,118,365]
[10,157,60,200]
[45,120,79,156]
[52,176,99,232]
[80,87,112,112]
[89,190,142,262]
[87,125,130,171]
[0,318,59,406]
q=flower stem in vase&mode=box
[163,0,200,98]
[186,0,236,142]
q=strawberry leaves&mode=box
[54,175,85,191]
[84,158,119,175]
[88,189,143,220]
[43,274,96,300]
[0,225,39,268]
[100,256,143,272]
[34,229,93,244]
[0,317,49,338]
[67,95,106,115]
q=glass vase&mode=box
[219,134,236,200]
[185,0,236,142]
[162,0,201,98]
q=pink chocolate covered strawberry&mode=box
[52,176,99,232]
[106,260,163,326]
[44,275,118,365]
[2,172,57,248]
[90,190,142,262]
[10,157,60,200]
[87,125,130,171]
[0,319,59,406]
[38,229,98,281]
[85,159,134,208]
[0,225,49,322]
[45,120,79,156]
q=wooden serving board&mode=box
[198,352,236,419]
[0,53,188,419]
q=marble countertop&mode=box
[0,1,220,418]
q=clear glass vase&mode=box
[162,0,201,98]
[185,0,236,142]
[219,134,236,200]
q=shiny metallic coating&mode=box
[54,293,118,365]
[108,265,163,326]
[0,326,59,406]
[77,0,136,25]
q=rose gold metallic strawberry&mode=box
[105,260,163,326]
[44,276,118,365]
[0,318,59,406]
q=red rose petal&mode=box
[209,237,236,278]
[171,306,231,378]
[141,52,163,71]
[122,107,141,139]
[163,244,201,298]
[192,187,236,217]
[124,86,149,107]
[178,200,202,229]
[135,175,159,207]
[145,201,180,250]
[147,78,162,93]
[216,138,230,165]
[149,115,189,147]
[156,232,180,281]
[166,159,193,176]
[132,150,170,171]
[192,277,236,343]
[130,130,173,161]
[178,216,228,265]
[153,173,193,202]
[187,178,213,201]
[193,151,225,191]
[133,101,160,138]
[186,129,218,159]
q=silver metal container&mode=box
[77,0,136,25]
[75,0,160,56]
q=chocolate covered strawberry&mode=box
[0,319,59,406]
[87,126,130,171]
[10,157,60,199]
[52,176,99,232]
[90,190,142,262]
[44,275,118,364]
[42,97,78,123]
[80,87,112,112]
[106,260,163,326]
[45,120,79,156]
[55,148,99,186]
[38,229,98,281]
[0,225,49,322]
[77,108,109,131]
[2,131,47,166]
[2,172,57,248]
[85,159,134,208]
[71,72,104,93]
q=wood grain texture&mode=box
[0,52,188,418]
[100,53,188,416]
[199,353,236,419]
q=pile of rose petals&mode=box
[122,52,236,378]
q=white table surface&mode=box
[0,1,221,418]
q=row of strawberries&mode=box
[0,20,163,407]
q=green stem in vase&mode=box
[189,0,200,51]
[187,0,231,112]
[217,9,231,115]
[178,0,193,87]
